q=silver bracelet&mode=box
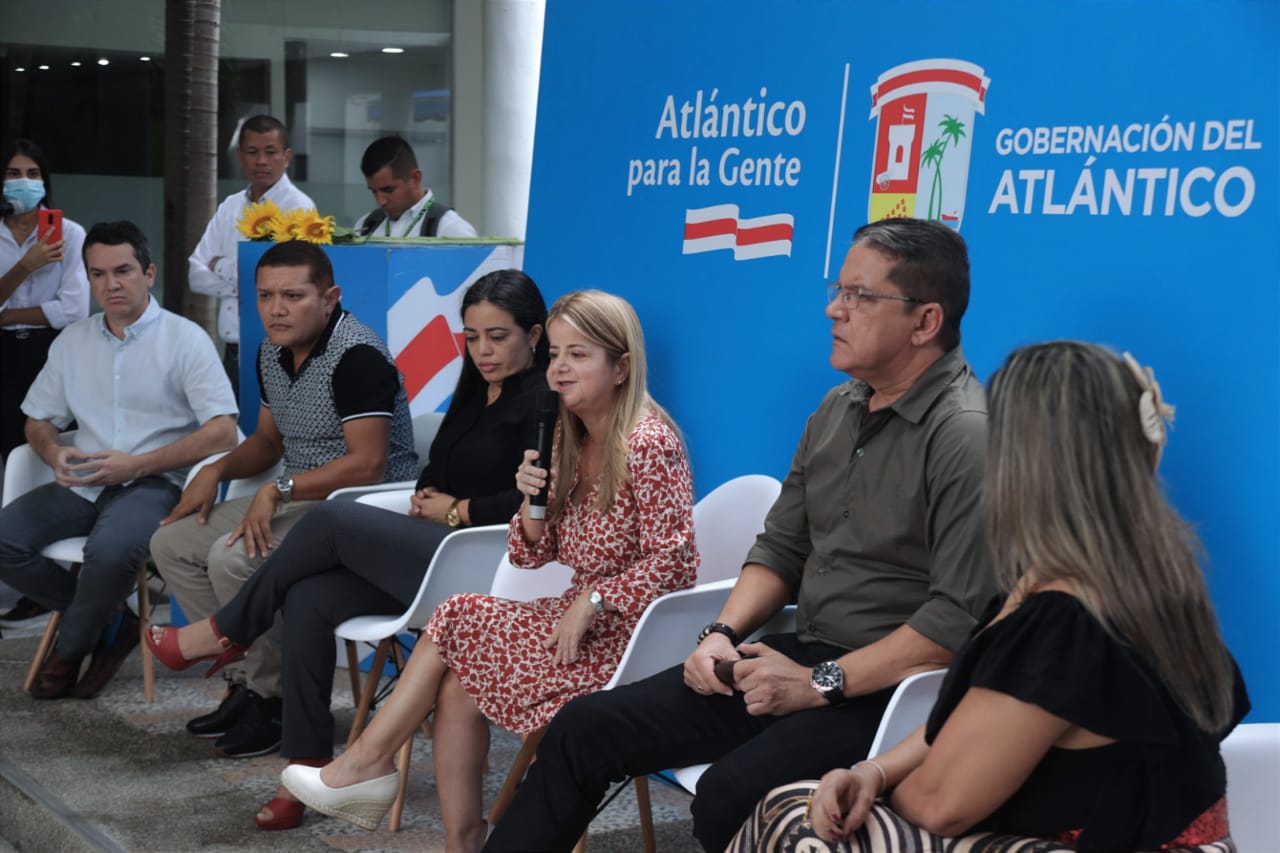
[851,759,888,796]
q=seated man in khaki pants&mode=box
[151,239,416,758]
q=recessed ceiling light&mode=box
[381,47,404,54]
[329,52,349,58]
[140,56,151,62]
[15,67,25,72]
[71,61,82,67]
[38,65,50,70]
[97,58,110,66]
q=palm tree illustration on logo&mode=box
[920,114,967,220]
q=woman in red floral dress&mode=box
[282,289,699,851]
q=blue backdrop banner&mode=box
[523,1,1279,720]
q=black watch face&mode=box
[811,660,843,692]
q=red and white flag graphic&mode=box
[387,246,524,417]
[682,204,794,260]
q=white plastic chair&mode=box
[691,474,781,584]
[2,433,234,702]
[1221,722,1280,850]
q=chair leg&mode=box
[488,727,546,827]
[387,728,414,833]
[344,639,363,701]
[634,774,656,853]
[346,638,391,747]
[23,610,63,692]
[137,564,155,703]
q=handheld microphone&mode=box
[527,390,559,520]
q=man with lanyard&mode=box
[353,136,477,239]
[189,115,315,397]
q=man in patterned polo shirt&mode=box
[151,240,417,758]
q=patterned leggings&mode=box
[724,781,1237,853]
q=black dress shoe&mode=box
[187,682,252,738]
[216,690,282,758]
[0,596,52,629]
[72,610,141,699]
[29,650,84,700]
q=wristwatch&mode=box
[697,621,740,646]
[589,590,605,613]
[274,475,294,503]
[446,499,462,528]
[810,659,847,705]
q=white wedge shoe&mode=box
[280,764,399,831]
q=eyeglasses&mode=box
[826,283,926,310]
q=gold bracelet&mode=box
[851,759,887,796]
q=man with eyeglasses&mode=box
[484,217,995,853]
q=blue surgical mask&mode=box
[3,178,45,214]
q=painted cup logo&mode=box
[868,59,989,230]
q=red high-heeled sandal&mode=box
[145,617,247,678]
[257,758,330,830]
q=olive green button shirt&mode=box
[745,346,994,652]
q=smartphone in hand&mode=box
[37,209,63,244]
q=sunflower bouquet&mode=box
[236,200,355,244]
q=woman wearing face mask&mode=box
[1,139,90,461]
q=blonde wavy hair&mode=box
[544,290,681,522]
[985,341,1234,732]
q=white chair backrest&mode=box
[412,411,446,464]
[866,669,948,757]
[3,430,78,508]
[488,555,575,603]
[399,523,511,629]
[605,579,735,691]
[691,475,781,585]
[1220,722,1280,850]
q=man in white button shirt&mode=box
[353,136,478,239]
[189,115,315,397]
[0,220,238,700]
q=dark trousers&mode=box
[483,634,895,853]
[0,478,180,658]
[1,327,58,458]
[214,500,452,758]
[221,342,239,400]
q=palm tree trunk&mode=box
[162,0,220,332]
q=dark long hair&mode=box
[440,269,549,428]
[1,138,54,209]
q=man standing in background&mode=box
[189,115,315,396]
[354,136,477,239]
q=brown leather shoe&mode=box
[29,650,83,700]
[72,610,141,699]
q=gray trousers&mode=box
[0,478,180,658]
[149,495,318,697]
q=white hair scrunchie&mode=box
[1122,351,1175,465]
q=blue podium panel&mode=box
[525,1,1280,718]
[236,241,524,434]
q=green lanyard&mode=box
[385,197,433,237]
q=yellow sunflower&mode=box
[236,199,285,240]
[297,210,337,244]
[274,207,310,241]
